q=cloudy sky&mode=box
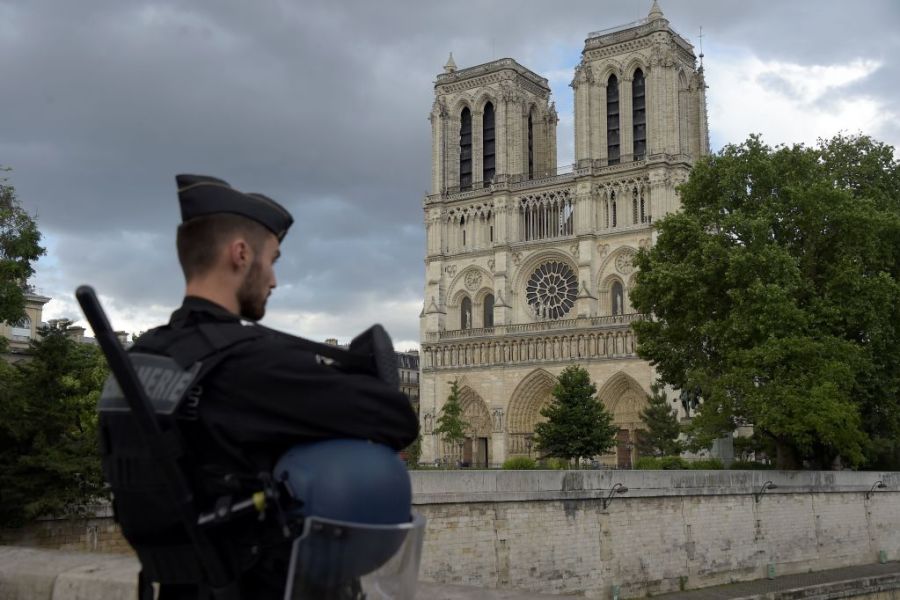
[3,0,898,350]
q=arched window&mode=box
[633,69,646,160]
[607,75,620,165]
[460,216,466,247]
[461,297,473,330]
[528,108,535,179]
[483,102,495,183]
[459,107,472,190]
[611,192,617,227]
[483,294,495,328]
[611,281,624,316]
[632,188,639,224]
[640,194,646,224]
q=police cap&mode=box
[176,174,294,241]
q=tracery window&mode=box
[633,69,646,161]
[520,190,575,241]
[459,107,472,190]
[525,261,578,321]
[483,294,494,328]
[483,102,496,183]
[461,296,473,330]
[607,75,620,165]
[611,281,624,316]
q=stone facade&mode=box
[419,2,709,466]
[0,290,51,362]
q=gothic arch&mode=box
[459,386,492,438]
[595,62,623,85]
[624,57,649,79]
[507,368,556,433]
[596,245,639,288]
[677,69,689,91]
[447,266,494,308]
[451,96,474,116]
[597,372,648,430]
[474,92,499,113]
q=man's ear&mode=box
[227,238,252,271]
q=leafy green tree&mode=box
[0,169,46,324]
[433,380,469,459]
[534,365,617,465]
[0,323,108,525]
[631,134,900,469]
[638,382,683,457]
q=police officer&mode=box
[129,174,419,598]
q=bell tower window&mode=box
[459,107,472,190]
[483,102,495,183]
[528,109,535,179]
[607,75,620,165]
[633,69,646,160]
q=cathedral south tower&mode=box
[419,1,709,467]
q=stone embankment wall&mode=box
[412,470,900,598]
[1,470,898,599]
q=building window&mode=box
[640,195,647,224]
[611,192,617,227]
[483,294,494,328]
[528,109,535,179]
[611,281,624,316]
[483,102,495,183]
[461,296,473,329]
[460,107,472,190]
[460,216,466,247]
[632,188,639,224]
[607,75,620,165]
[525,261,578,321]
[520,191,575,241]
[633,69,646,161]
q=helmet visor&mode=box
[284,512,426,600]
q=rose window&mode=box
[525,261,578,320]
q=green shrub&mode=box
[635,456,662,470]
[688,458,724,470]
[659,456,690,470]
[502,456,538,470]
[540,457,570,470]
[730,460,775,470]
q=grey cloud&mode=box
[4,0,899,340]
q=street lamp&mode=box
[866,481,887,500]
[602,483,629,510]
[754,480,778,503]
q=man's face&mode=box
[237,233,280,321]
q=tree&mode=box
[638,382,683,457]
[433,380,469,461]
[631,134,900,469]
[0,322,108,525]
[534,365,617,465]
[0,168,46,324]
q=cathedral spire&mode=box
[648,0,664,20]
[443,52,457,73]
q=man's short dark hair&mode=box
[176,213,271,280]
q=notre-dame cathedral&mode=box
[418,1,709,467]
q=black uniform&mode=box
[129,296,418,598]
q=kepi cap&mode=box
[176,174,294,241]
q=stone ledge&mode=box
[410,470,900,504]
[0,546,559,600]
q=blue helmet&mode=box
[274,439,422,597]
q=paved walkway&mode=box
[654,561,900,600]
